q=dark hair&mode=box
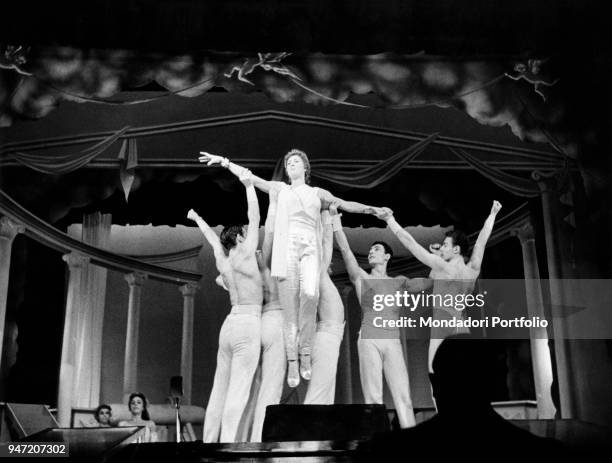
[128,392,150,421]
[371,241,394,260]
[95,404,111,420]
[445,230,470,257]
[432,334,495,402]
[283,149,311,184]
[220,225,245,250]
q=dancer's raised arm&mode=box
[238,169,261,254]
[330,205,368,285]
[376,208,446,272]
[468,200,502,272]
[187,209,227,273]
[318,188,381,216]
[199,152,283,194]
[261,188,278,269]
[321,209,334,270]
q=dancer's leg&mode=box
[203,320,232,442]
[278,278,299,386]
[297,234,319,379]
[251,310,286,442]
[357,336,384,404]
[235,365,261,442]
[383,339,416,428]
[278,234,301,387]
[304,320,344,404]
[220,314,261,442]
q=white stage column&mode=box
[57,252,90,427]
[0,217,24,370]
[179,283,199,404]
[123,272,147,403]
[72,212,111,408]
[511,220,556,419]
[534,171,576,418]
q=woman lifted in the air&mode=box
[199,149,384,387]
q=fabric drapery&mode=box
[272,134,438,188]
[8,126,130,174]
[118,138,139,201]
[447,146,541,197]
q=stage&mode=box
[11,417,611,462]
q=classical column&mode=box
[179,283,199,404]
[532,171,576,418]
[510,220,556,419]
[72,212,111,409]
[122,272,147,403]
[0,217,24,369]
[57,252,90,427]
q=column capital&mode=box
[179,282,200,297]
[0,216,25,241]
[125,272,147,287]
[510,220,536,244]
[62,252,90,268]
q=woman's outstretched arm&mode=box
[318,188,380,215]
[199,152,283,194]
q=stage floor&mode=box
[109,440,359,462]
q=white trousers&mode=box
[304,320,345,405]
[357,334,416,428]
[250,308,286,442]
[203,307,261,443]
[279,229,319,360]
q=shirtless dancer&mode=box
[187,169,263,443]
[332,208,430,428]
[304,209,345,404]
[378,200,502,372]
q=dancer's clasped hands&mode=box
[374,206,393,221]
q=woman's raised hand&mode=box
[198,152,225,166]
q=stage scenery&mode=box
[1,1,612,461]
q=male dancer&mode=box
[331,207,429,428]
[377,200,502,372]
[249,188,286,442]
[304,209,345,404]
[187,169,262,443]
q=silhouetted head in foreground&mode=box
[430,334,496,414]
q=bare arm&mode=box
[321,209,334,270]
[330,206,368,284]
[318,188,380,215]
[239,170,261,254]
[199,152,283,194]
[186,209,227,273]
[468,200,502,272]
[261,189,278,268]
[379,210,447,271]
